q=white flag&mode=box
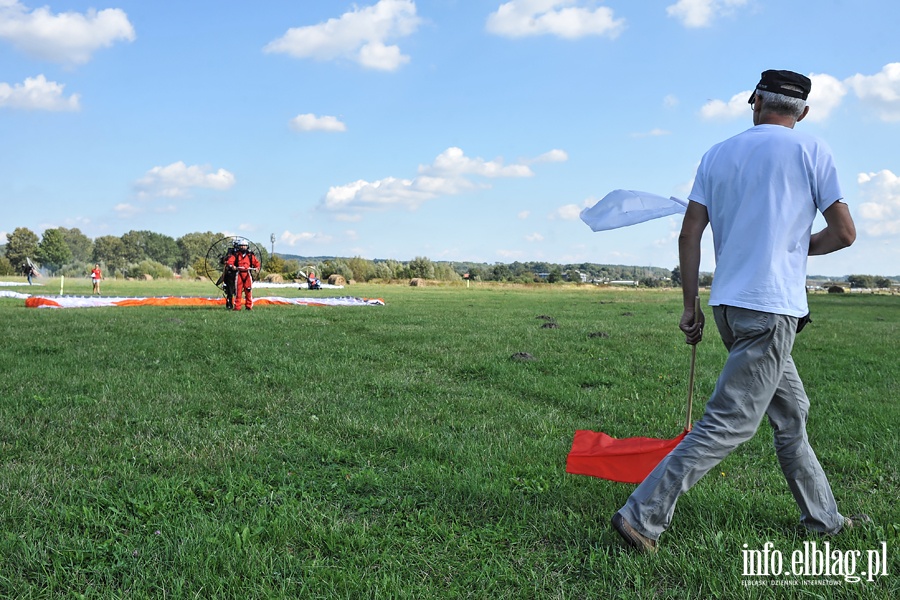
[580,190,688,232]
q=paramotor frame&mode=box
[203,237,265,296]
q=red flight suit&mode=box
[225,249,260,310]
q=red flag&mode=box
[567,297,701,484]
[566,429,688,484]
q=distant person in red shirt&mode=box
[225,239,260,310]
[91,264,103,296]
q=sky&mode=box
[1,0,898,277]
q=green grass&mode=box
[1,280,898,598]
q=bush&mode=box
[266,255,298,279]
[827,285,845,294]
[372,262,395,281]
[127,260,174,280]
[321,259,353,281]
[348,256,375,282]
[0,256,16,276]
[640,277,665,288]
[180,265,199,280]
[57,261,92,278]
[433,262,461,282]
[407,256,435,280]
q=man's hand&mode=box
[679,305,705,345]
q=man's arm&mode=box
[678,201,709,344]
[809,201,856,256]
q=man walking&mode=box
[612,70,863,552]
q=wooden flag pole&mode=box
[685,296,700,432]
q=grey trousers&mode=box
[617,305,844,540]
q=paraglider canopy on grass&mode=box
[24,295,384,308]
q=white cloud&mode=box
[114,203,141,218]
[845,63,900,122]
[699,89,750,120]
[280,230,334,246]
[555,203,585,220]
[290,113,347,132]
[263,0,420,72]
[321,147,555,212]
[525,232,544,242]
[358,40,407,70]
[666,0,748,28]
[527,149,568,164]
[0,1,134,65]
[518,210,530,219]
[0,74,79,110]
[805,73,847,122]
[554,197,598,220]
[421,146,534,178]
[857,169,900,236]
[663,94,679,108]
[486,0,625,39]
[323,176,459,212]
[135,161,236,199]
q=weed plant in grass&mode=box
[0,281,898,598]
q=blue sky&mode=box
[1,0,898,276]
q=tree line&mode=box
[1,226,676,284]
[3,226,893,287]
[272,255,675,285]
[1,227,251,281]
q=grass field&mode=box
[1,279,898,599]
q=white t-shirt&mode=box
[688,124,843,317]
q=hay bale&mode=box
[143,274,153,281]
[328,274,347,286]
[265,273,284,283]
[409,278,425,286]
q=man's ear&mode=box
[797,105,810,122]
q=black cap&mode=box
[748,70,811,104]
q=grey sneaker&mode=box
[611,512,658,553]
